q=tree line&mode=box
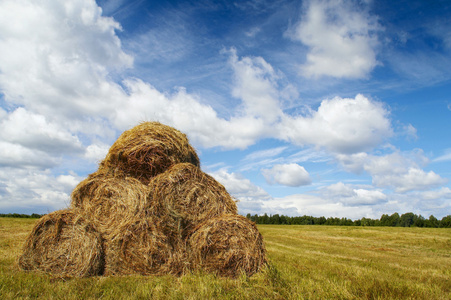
[2,212,450,228]
[245,212,451,228]
[0,213,44,219]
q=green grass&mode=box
[1,218,450,299]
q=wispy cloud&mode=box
[433,149,451,163]
[243,146,287,161]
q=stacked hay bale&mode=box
[18,122,266,278]
[18,209,104,278]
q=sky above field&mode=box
[0,0,450,219]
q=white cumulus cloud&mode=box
[208,168,272,215]
[262,163,312,187]
[0,0,131,126]
[0,107,83,154]
[325,182,387,206]
[289,0,380,78]
[209,168,271,202]
[0,168,77,213]
[0,141,58,168]
[373,168,447,193]
[229,48,283,123]
[279,94,392,153]
[337,149,448,193]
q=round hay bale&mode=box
[188,214,267,278]
[104,216,185,276]
[147,163,238,240]
[99,122,200,184]
[70,172,148,236]
[18,209,104,278]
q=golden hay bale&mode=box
[18,209,104,278]
[104,216,185,276]
[70,172,148,236]
[188,214,267,278]
[99,122,200,185]
[147,163,238,240]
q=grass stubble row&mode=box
[18,122,267,278]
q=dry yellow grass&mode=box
[3,218,450,299]
[258,225,451,299]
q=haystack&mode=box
[104,216,185,276]
[18,122,267,278]
[188,214,267,278]
[70,173,148,237]
[18,209,104,278]
[99,122,200,184]
[147,163,237,240]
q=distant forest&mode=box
[1,212,450,228]
[0,213,44,219]
[246,212,451,228]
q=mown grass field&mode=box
[0,218,450,299]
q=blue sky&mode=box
[0,0,450,219]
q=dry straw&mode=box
[18,122,267,278]
[147,163,238,240]
[70,173,148,237]
[99,122,200,185]
[188,214,267,278]
[18,209,104,278]
[104,215,189,276]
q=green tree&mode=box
[316,216,327,225]
[361,217,375,226]
[380,214,390,226]
[413,215,425,227]
[388,213,400,226]
[440,215,451,228]
[428,215,439,228]
[280,215,289,225]
[261,213,270,224]
[400,212,416,227]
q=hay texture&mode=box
[18,209,104,278]
[99,122,200,184]
[18,122,267,278]
[147,163,237,240]
[188,214,267,278]
[70,173,148,237]
[104,216,183,276]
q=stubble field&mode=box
[0,217,450,299]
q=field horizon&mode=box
[1,218,450,299]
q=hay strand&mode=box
[70,173,148,237]
[148,163,238,240]
[188,214,267,278]
[99,122,200,184]
[18,209,104,278]
[104,216,185,276]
